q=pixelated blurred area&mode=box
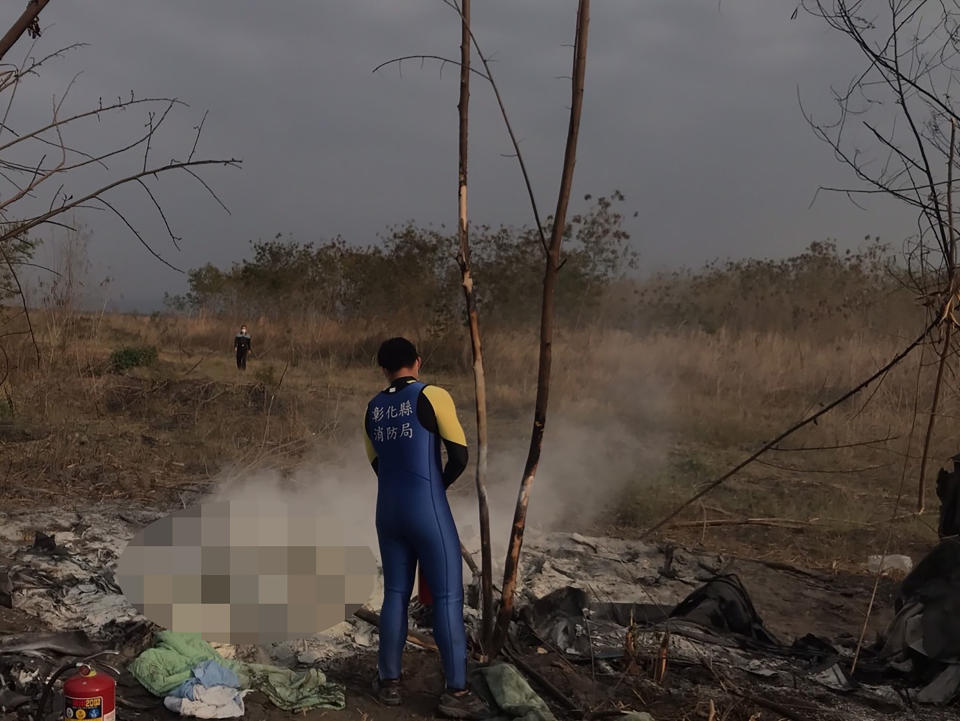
[115,501,377,643]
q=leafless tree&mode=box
[0,38,239,382]
[448,0,496,656]
[800,0,960,512]
[374,0,593,660]
[489,0,591,659]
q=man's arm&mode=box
[421,385,468,488]
[364,410,378,474]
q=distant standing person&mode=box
[234,324,252,370]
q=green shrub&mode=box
[109,346,158,372]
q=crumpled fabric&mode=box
[163,686,249,719]
[243,663,345,712]
[468,663,655,721]
[468,662,557,721]
[128,631,243,697]
[129,631,345,712]
[172,660,242,700]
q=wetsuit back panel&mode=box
[365,380,466,688]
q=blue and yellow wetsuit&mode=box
[364,376,469,689]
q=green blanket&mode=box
[469,663,557,721]
[128,631,345,711]
[468,662,654,721]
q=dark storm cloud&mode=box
[8,1,916,310]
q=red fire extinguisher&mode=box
[417,563,433,606]
[63,665,115,721]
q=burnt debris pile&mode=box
[0,504,958,718]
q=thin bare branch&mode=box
[0,98,181,180]
[0,96,187,156]
[0,158,240,251]
[372,55,489,81]
[13,261,62,276]
[188,110,208,164]
[181,166,233,215]
[91,195,182,273]
[135,178,182,251]
[769,434,899,452]
[385,1,552,255]
[0,242,38,367]
[851,331,926,675]
[642,318,937,539]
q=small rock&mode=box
[31,532,56,553]
[268,642,298,667]
[867,554,913,574]
[54,532,77,547]
[570,533,599,552]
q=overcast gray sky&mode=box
[7,0,917,311]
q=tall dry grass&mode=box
[0,244,953,567]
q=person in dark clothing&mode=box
[234,325,252,370]
[364,337,489,720]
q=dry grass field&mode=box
[1,250,952,574]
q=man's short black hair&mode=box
[377,337,419,372]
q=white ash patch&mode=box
[515,531,723,608]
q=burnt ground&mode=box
[0,609,44,636]
[0,349,951,720]
[0,537,936,721]
[719,555,900,642]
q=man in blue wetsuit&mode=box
[364,337,490,720]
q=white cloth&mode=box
[163,686,248,718]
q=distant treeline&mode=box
[164,192,637,331]
[626,238,921,338]
[165,189,922,340]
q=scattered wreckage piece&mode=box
[513,537,960,717]
[1,534,154,652]
[935,454,960,538]
[0,630,132,720]
[854,536,960,706]
[0,631,100,658]
[511,532,724,610]
[1,501,958,718]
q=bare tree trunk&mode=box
[489,0,590,659]
[0,0,50,62]
[451,0,494,657]
[917,119,957,514]
[918,325,953,513]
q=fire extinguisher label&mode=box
[64,696,103,720]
